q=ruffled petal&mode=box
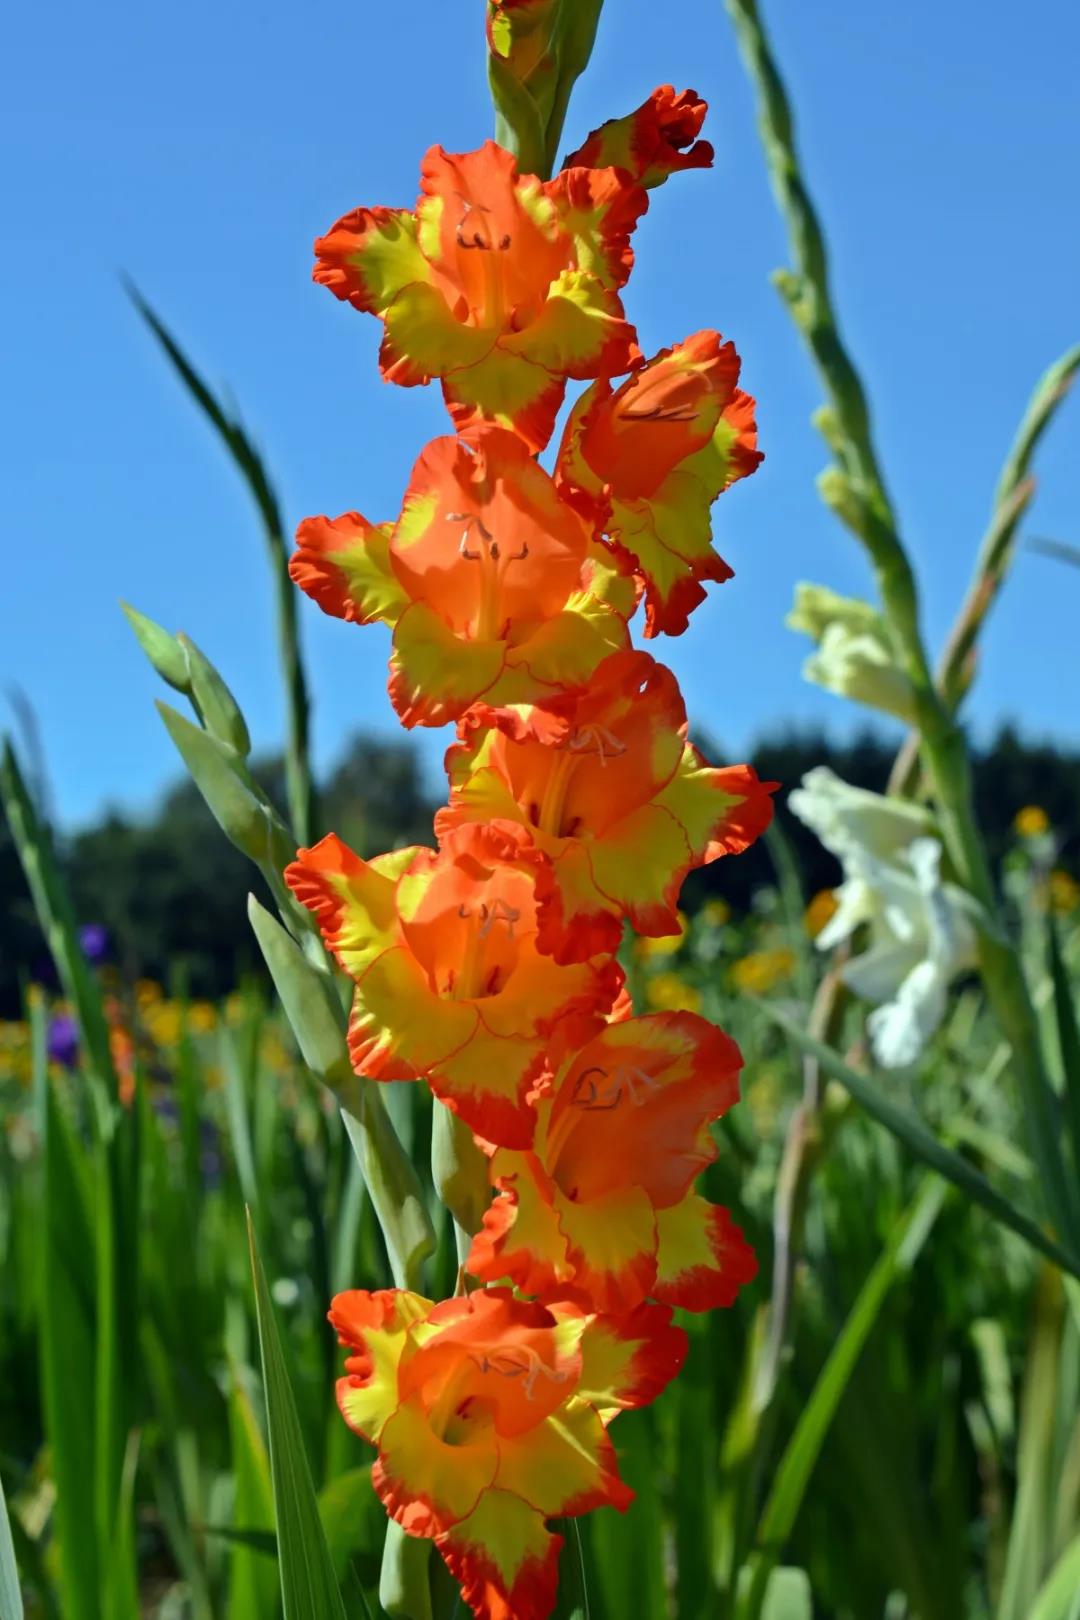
[285,835,412,979]
[380,281,498,387]
[347,944,480,1081]
[652,1195,758,1311]
[503,268,638,379]
[435,1489,561,1620]
[572,1301,688,1420]
[290,514,405,627]
[442,349,566,454]
[468,1150,574,1295]
[374,1392,500,1536]
[546,167,648,290]
[329,1288,430,1444]
[430,1033,546,1149]
[390,601,507,727]
[495,1401,634,1517]
[547,1012,743,1207]
[552,1184,658,1314]
[313,206,431,314]
[564,86,714,189]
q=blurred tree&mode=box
[2,726,1077,1015]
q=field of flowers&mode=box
[3,3,1080,1619]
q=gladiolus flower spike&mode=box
[294,74,772,1620]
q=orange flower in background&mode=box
[314,141,646,451]
[557,329,762,635]
[438,649,776,962]
[330,1286,685,1620]
[565,85,714,189]
[468,1011,757,1314]
[291,428,638,729]
[286,822,621,1147]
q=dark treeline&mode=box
[2,725,1077,1016]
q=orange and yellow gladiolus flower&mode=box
[437,649,775,961]
[565,85,714,189]
[286,822,621,1147]
[291,428,638,729]
[557,329,762,635]
[330,1286,685,1620]
[468,1011,757,1314]
[313,141,647,452]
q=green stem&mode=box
[725,0,1077,1250]
[127,285,317,847]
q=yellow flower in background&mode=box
[702,899,731,928]
[188,1002,218,1034]
[804,888,839,939]
[644,972,701,1013]
[1049,869,1080,915]
[730,948,796,995]
[1014,805,1050,839]
[635,911,690,960]
[135,978,164,1006]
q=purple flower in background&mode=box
[47,1013,79,1070]
[79,924,110,965]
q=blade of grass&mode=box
[737,1175,945,1618]
[101,1431,141,1620]
[997,1270,1063,1620]
[551,1520,590,1620]
[33,1004,100,1620]
[0,1468,23,1620]
[0,741,116,1094]
[226,1375,281,1620]
[126,285,315,845]
[247,1212,348,1620]
[1030,1531,1080,1620]
[757,1001,1080,1278]
[1049,915,1080,1182]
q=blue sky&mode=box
[4,0,1078,829]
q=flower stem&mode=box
[725,0,1078,1251]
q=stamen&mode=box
[454,196,512,253]
[567,723,628,765]
[620,403,698,423]
[570,1062,660,1110]
[474,1346,571,1400]
[478,896,521,938]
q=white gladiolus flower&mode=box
[787,582,916,722]
[789,769,977,1068]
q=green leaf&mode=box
[1030,1531,1080,1620]
[101,1432,141,1620]
[0,742,117,1093]
[35,1024,100,1620]
[247,897,351,1086]
[379,1518,432,1620]
[127,283,315,845]
[757,1001,1080,1278]
[248,895,435,1291]
[157,702,291,867]
[340,1098,436,1294]
[998,1271,1064,1620]
[121,600,190,692]
[247,1213,349,1620]
[176,633,252,756]
[317,1470,383,1587]
[226,1376,281,1620]
[552,1519,590,1620]
[760,1567,813,1620]
[1049,915,1080,1185]
[738,1176,945,1617]
[0,1468,24,1620]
